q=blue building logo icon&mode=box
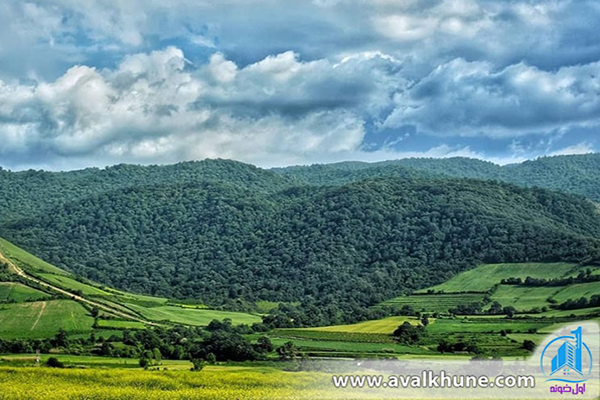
[541,326,593,383]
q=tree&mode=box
[488,301,503,315]
[53,328,69,348]
[253,336,273,354]
[46,357,64,368]
[139,357,149,369]
[393,322,424,345]
[502,306,517,318]
[420,315,430,327]
[189,331,257,362]
[523,340,536,352]
[437,340,452,354]
[90,307,100,318]
[276,342,298,361]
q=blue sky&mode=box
[0,0,599,170]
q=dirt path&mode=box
[30,301,46,331]
[0,250,160,327]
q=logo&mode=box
[540,327,593,383]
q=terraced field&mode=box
[37,274,112,297]
[0,300,94,339]
[124,304,262,326]
[304,316,422,333]
[0,282,50,302]
[95,319,147,330]
[420,263,578,293]
[552,281,600,303]
[490,285,558,310]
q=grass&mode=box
[379,293,486,313]
[552,281,600,303]
[0,354,192,370]
[0,300,94,339]
[0,282,50,302]
[0,237,69,275]
[304,316,423,334]
[268,336,433,355]
[105,287,169,306]
[124,304,262,326]
[490,285,558,311]
[425,318,549,334]
[96,319,147,330]
[37,273,112,296]
[270,329,395,344]
[0,366,333,399]
[421,263,577,293]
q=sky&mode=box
[0,0,599,171]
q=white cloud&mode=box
[549,143,595,157]
[383,58,600,137]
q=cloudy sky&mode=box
[0,0,599,170]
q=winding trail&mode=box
[0,249,160,327]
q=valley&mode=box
[0,156,599,397]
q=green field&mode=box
[37,273,112,296]
[490,285,558,310]
[425,318,549,334]
[96,319,147,330]
[125,304,262,326]
[0,300,94,339]
[0,282,50,302]
[268,336,432,355]
[0,238,68,275]
[0,354,192,369]
[421,263,578,293]
[379,293,486,313]
[552,281,600,302]
[304,316,422,334]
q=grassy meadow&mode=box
[124,303,262,326]
[0,300,94,339]
[0,282,50,302]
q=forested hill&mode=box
[0,159,291,223]
[2,175,600,324]
[274,154,600,201]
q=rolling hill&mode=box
[2,175,600,327]
[1,156,600,327]
[0,237,262,339]
[275,154,600,201]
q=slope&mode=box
[3,176,599,327]
[275,154,600,201]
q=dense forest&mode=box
[275,154,600,201]
[1,156,600,325]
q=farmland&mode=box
[0,282,49,302]
[0,300,94,339]
[0,238,599,399]
[125,303,262,326]
[0,366,331,399]
[303,316,422,333]
[418,263,578,293]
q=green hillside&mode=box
[0,283,50,303]
[420,262,578,293]
[381,262,600,314]
[276,154,600,201]
[3,177,600,328]
[0,300,94,339]
[0,237,262,338]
